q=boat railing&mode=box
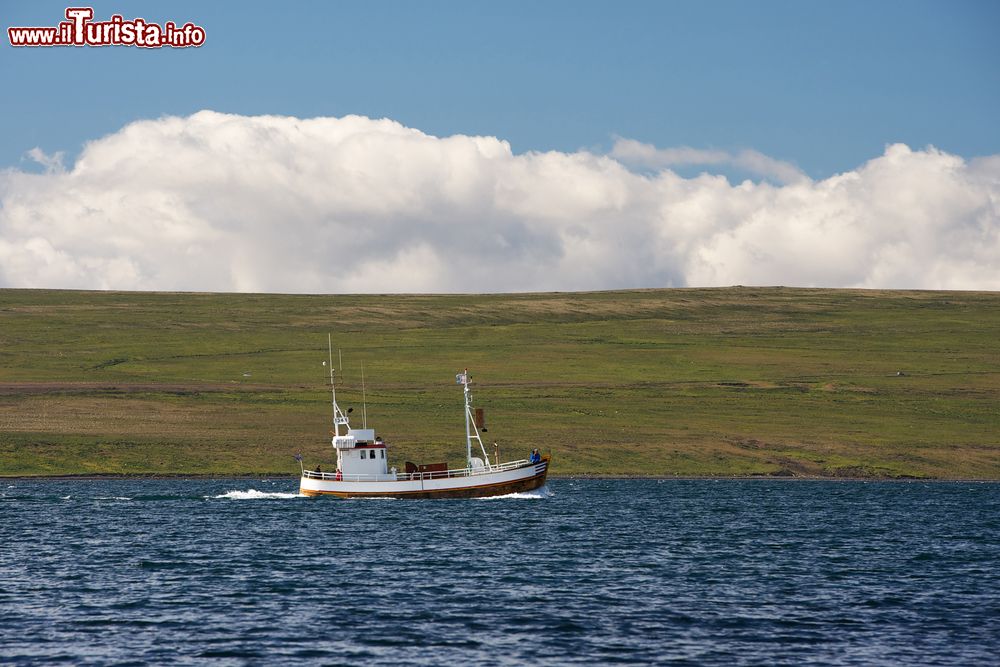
[302,458,537,483]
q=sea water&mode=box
[1,479,998,665]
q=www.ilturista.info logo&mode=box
[8,7,206,48]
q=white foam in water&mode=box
[210,489,302,500]
[476,486,554,500]
[95,496,132,501]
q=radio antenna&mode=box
[327,334,337,435]
[361,360,368,429]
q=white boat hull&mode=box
[300,458,549,499]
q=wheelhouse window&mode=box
[369,450,376,459]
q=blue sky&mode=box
[2,0,998,178]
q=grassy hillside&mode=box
[1,287,998,478]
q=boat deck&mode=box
[302,458,535,483]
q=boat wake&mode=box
[476,485,554,501]
[209,489,303,500]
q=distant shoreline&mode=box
[3,473,998,483]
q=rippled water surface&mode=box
[2,479,998,665]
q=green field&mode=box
[1,287,998,479]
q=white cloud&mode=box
[24,147,66,174]
[0,110,997,293]
[610,138,809,185]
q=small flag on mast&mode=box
[456,371,468,385]
[293,453,303,462]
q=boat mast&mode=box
[361,360,368,430]
[459,369,492,468]
[462,368,472,468]
[328,335,349,438]
[328,334,337,437]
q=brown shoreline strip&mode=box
[0,382,289,395]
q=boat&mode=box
[299,341,550,499]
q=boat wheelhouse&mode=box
[299,341,549,499]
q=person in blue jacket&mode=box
[529,448,541,463]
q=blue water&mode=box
[2,479,998,665]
